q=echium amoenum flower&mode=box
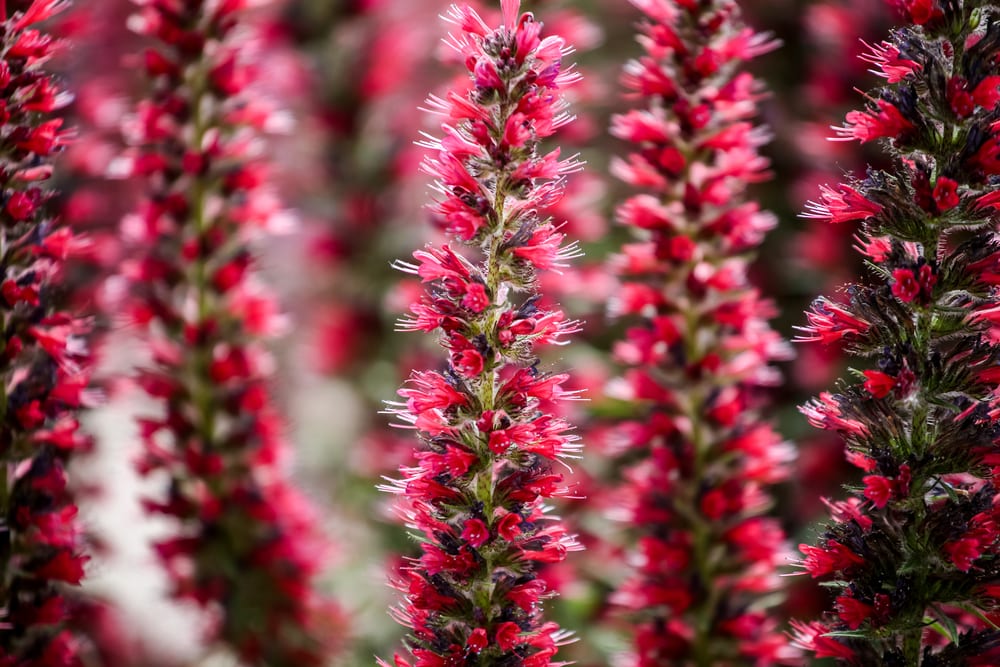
[380,0,584,664]
[121,0,341,664]
[792,0,1000,663]
[0,1,92,664]
[604,1,796,665]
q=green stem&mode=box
[0,458,9,610]
[186,57,217,453]
[687,393,719,667]
[469,102,515,640]
[0,324,9,607]
[680,274,719,666]
[903,627,922,666]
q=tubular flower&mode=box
[605,2,796,665]
[793,2,1000,663]
[0,2,93,665]
[380,2,583,664]
[120,1,341,664]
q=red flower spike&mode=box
[382,2,582,664]
[605,1,794,664]
[794,2,1000,662]
[122,2,343,665]
[0,2,93,662]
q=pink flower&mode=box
[796,298,871,344]
[800,392,869,437]
[861,40,922,83]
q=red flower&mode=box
[453,349,485,378]
[862,475,894,508]
[835,595,874,629]
[944,538,982,572]
[891,267,921,302]
[33,550,87,585]
[461,519,489,548]
[495,622,522,651]
[467,628,488,653]
[902,0,939,25]
[802,184,883,224]
[794,2,1000,659]
[862,370,896,399]
[800,540,864,577]
[834,99,914,143]
[789,621,856,661]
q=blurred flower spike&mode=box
[119,0,344,664]
[604,1,797,665]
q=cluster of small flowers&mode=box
[792,0,1000,662]
[118,0,340,664]
[379,1,585,664]
[0,1,92,664]
[604,1,796,665]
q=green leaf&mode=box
[821,630,870,639]
[929,604,959,643]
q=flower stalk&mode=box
[791,1,1000,663]
[605,1,795,665]
[380,1,584,664]
[0,1,93,664]
[121,1,341,664]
